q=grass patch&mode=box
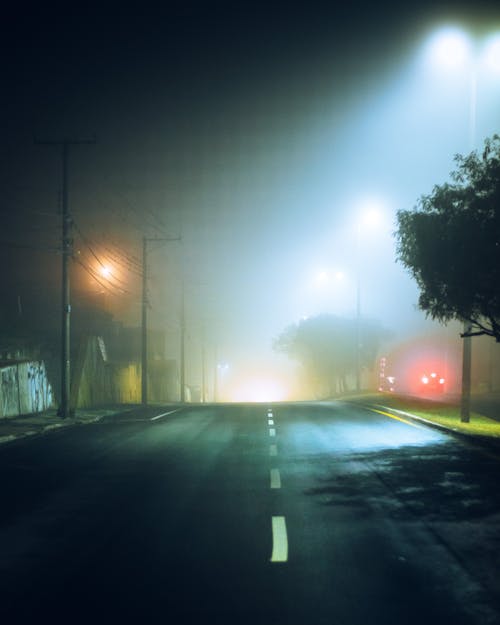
[349,393,500,438]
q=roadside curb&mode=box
[0,425,66,445]
[0,411,114,446]
[0,404,186,446]
[372,403,464,433]
[0,434,17,445]
[0,419,106,446]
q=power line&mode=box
[74,258,133,296]
[99,244,143,275]
[84,180,172,238]
[73,221,134,289]
[74,218,144,275]
[106,183,171,235]
[75,250,134,292]
[76,238,143,280]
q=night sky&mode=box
[2,1,500,397]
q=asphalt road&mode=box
[1,401,500,625]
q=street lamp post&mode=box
[355,206,381,392]
[180,278,186,403]
[355,226,361,393]
[461,57,480,421]
[429,26,500,422]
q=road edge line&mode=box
[151,409,180,421]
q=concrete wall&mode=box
[70,335,115,409]
[113,362,141,404]
[0,334,178,415]
[0,361,54,418]
[71,335,177,409]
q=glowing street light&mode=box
[484,33,500,73]
[428,25,500,147]
[357,202,382,230]
[314,269,345,287]
[99,265,112,279]
[429,27,500,76]
[309,203,385,392]
[315,269,330,286]
[427,27,472,70]
[310,267,348,320]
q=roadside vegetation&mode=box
[349,392,500,438]
[395,134,500,342]
[274,314,389,397]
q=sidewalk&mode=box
[0,406,127,445]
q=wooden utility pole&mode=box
[201,326,206,403]
[36,138,95,418]
[141,236,180,405]
[180,278,186,403]
[141,236,148,405]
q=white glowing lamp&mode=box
[429,27,472,70]
[483,34,500,74]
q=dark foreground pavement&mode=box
[1,401,500,624]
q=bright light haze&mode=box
[1,2,500,399]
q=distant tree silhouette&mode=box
[396,135,500,342]
[273,314,388,397]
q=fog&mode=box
[1,4,500,400]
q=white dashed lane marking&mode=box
[267,409,288,564]
[270,516,288,562]
[270,468,281,489]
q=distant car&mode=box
[420,372,445,393]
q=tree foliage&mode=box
[395,135,500,342]
[273,314,389,397]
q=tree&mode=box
[273,314,388,397]
[395,135,500,342]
